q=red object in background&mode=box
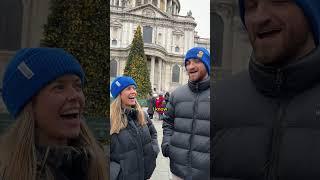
[155,95,166,114]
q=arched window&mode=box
[143,26,153,43]
[175,46,179,52]
[110,60,117,78]
[212,13,224,66]
[172,64,180,83]
[0,0,22,50]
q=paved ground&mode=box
[149,115,172,180]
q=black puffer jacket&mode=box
[212,47,320,180]
[110,109,159,180]
[36,145,89,180]
[162,77,210,180]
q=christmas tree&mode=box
[41,0,109,143]
[124,26,152,98]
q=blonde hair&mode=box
[0,102,109,180]
[110,96,146,134]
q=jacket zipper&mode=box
[128,120,144,180]
[276,69,283,92]
[267,101,286,180]
[188,91,199,177]
[267,69,286,180]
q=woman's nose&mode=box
[66,87,81,101]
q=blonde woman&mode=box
[0,48,108,180]
[110,76,159,180]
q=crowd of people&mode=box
[147,92,170,120]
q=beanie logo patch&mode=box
[115,81,121,87]
[18,61,34,79]
[197,51,204,58]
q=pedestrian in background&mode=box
[155,94,166,120]
[147,94,156,119]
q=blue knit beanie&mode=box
[185,47,210,75]
[238,0,320,45]
[110,76,137,98]
[2,48,85,118]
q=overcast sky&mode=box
[178,0,210,38]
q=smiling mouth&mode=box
[60,113,79,119]
[257,29,282,39]
[60,109,80,120]
[128,96,136,100]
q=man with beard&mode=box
[162,47,210,180]
[212,0,320,179]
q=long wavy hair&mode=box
[0,102,109,180]
[110,95,146,135]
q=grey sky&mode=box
[178,0,210,38]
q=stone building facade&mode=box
[212,0,252,80]
[110,0,210,93]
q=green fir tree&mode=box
[41,0,109,143]
[123,26,152,98]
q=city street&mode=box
[150,116,172,180]
[142,106,173,180]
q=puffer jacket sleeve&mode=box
[110,161,120,180]
[161,94,175,157]
[145,113,160,155]
[110,135,121,180]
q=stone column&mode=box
[165,0,167,13]
[21,0,31,48]
[158,58,162,91]
[173,2,176,15]
[151,56,155,89]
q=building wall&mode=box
[212,0,252,80]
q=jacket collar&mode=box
[188,76,210,93]
[36,145,89,179]
[249,46,320,97]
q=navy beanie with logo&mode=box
[2,48,85,118]
[110,76,137,98]
[238,0,320,45]
[185,47,210,75]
